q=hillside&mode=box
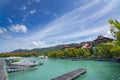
[12,43,80,53]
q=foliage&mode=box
[11,59,21,62]
[46,48,91,58]
[0,52,41,57]
[95,43,114,58]
[109,19,120,46]
[94,43,120,58]
[110,46,120,57]
[46,43,120,59]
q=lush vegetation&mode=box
[109,19,120,46]
[45,43,120,59]
[46,48,91,58]
[94,43,120,59]
[0,52,40,57]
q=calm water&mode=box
[9,58,120,80]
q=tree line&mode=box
[45,44,120,59]
[0,52,41,57]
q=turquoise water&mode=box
[9,58,120,80]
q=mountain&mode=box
[12,43,79,53]
[13,49,30,52]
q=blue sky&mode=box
[0,0,120,52]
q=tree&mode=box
[109,19,120,46]
[95,43,114,58]
[110,46,120,58]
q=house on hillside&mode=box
[63,35,114,50]
[80,35,114,49]
[93,35,114,46]
[75,44,80,48]
[80,42,92,49]
[63,45,70,50]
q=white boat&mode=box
[38,55,48,59]
[6,56,21,60]
[11,60,39,66]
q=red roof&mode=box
[94,35,113,41]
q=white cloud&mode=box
[1,34,13,40]
[79,0,100,11]
[9,24,27,33]
[36,0,40,2]
[21,6,27,10]
[30,9,36,14]
[7,18,13,23]
[31,41,47,48]
[53,13,58,18]
[0,28,7,34]
[50,25,109,40]
[105,30,114,38]
[74,0,119,24]
[0,27,13,40]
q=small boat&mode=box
[5,56,21,60]
[38,55,48,59]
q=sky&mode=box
[0,0,120,53]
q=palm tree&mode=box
[109,19,120,46]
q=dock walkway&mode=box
[0,60,8,80]
[51,68,86,80]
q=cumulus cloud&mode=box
[31,41,47,48]
[9,24,27,33]
[30,9,36,14]
[0,28,7,34]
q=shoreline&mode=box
[51,57,120,63]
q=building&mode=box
[80,35,114,49]
[80,42,92,49]
[93,35,114,46]
[63,35,114,50]
[63,45,70,50]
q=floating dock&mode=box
[0,60,8,80]
[6,66,37,73]
[51,68,86,80]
